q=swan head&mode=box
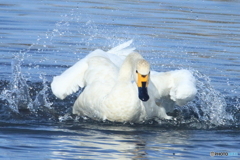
[135,59,150,101]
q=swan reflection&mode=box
[50,124,191,159]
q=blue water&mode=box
[0,0,240,159]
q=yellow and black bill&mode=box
[137,71,149,101]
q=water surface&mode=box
[0,0,240,159]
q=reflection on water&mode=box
[2,122,238,159]
[48,124,192,159]
[1,122,239,159]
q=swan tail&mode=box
[51,59,88,100]
[107,40,136,57]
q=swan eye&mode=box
[136,70,138,73]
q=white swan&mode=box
[51,40,197,122]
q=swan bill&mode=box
[137,72,149,101]
[138,86,149,101]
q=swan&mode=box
[51,40,197,122]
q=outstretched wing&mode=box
[151,69,197,106]
[51,40,136,100]
[51,59,88,100]
[107,40,136,60]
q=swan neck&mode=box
[118,52,143,82]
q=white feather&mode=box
[51,41,197,122]
[51,40,135,100]
[51,60,88,100]
[107,40,133,54]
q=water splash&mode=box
[0,56,53,117]
[195,70,234,125]
[32,74,53,110]
[0,57,33,113]
[172,70,235,128]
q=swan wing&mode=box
[51,59,88,100]
[107,40,136,59]
[107,40,133,54]
[151,69,197,106]
[51,40,136,100]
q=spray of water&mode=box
[0,55,53,119]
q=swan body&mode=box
[51,40,197,122]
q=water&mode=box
[0,0,240,159]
